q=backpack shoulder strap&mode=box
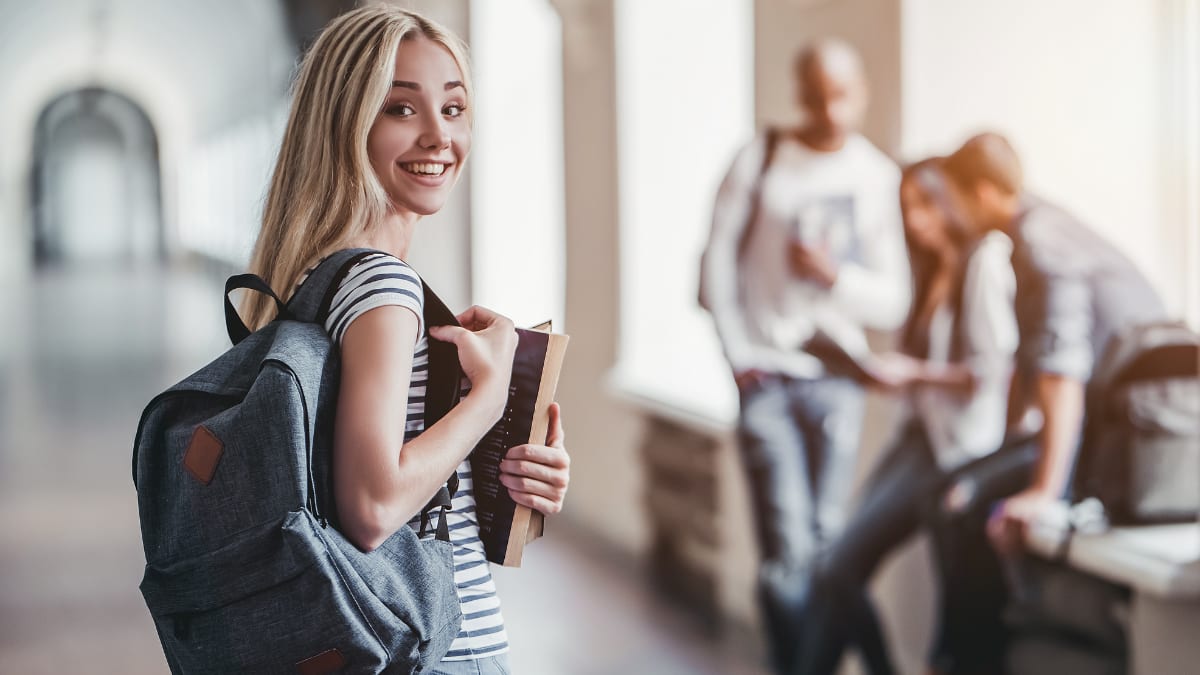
[223,248,383,345]
[421,279,463,514]
[288,247,385,324]
[737,127,784,259]
[289,248,462,432]
[421,279,462,429]
[761,126,783,170]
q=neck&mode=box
[793,125,849,153]
[984,193,1022,233]
[979,208,1015,236]
[934,241,960,268]
[363,210,419,260]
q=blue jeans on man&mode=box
[737,374,866,674]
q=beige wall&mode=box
[756,0,903,154]
[551,0,652,555]
[901,0,1188,320]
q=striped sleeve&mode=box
[324,253,424,345]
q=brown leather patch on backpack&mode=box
[182,425,224,485]
[296,648,346,675]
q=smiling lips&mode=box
[401,161,449,177]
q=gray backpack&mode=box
[1074,320,1200,524]
[133,249,463,674]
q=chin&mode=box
[403,198,449,217]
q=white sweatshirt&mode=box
[702,131,911,378]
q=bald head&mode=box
[943,132,1024,196]
[942,132,1025,233]
[793,38,868,151]
[795,38,865,84]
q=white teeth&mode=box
[403,162,446,176]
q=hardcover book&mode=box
[469,322,569,567]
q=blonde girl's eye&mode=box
[444,103,467,118]
[385,103,415,117]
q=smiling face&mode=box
[367,35,471,220]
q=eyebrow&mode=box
[391,80,466,92]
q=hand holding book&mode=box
[802,328,890,386]
[498,401,568,516]
[869,352,927,390]
[467,322,569,567]
[428,306,517,417]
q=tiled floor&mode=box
[0,260,767,675]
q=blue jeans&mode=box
[428,653,512,675]
[737,374,866,674]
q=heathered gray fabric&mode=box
[133,248,461,674]
[1011,197,1167,387]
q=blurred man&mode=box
[700,39,910,674]
[942,133,1166,553]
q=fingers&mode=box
[428,324,468,344]
[499,457,568,486]
[499,470,566,499]
[504,442,570,469]
[734,369,766,391]
[456,305,513,332]
[499,465,567,515]
[987,505,1024,556]
[501,438,569,515]
[455,305,492,329]
[942,479,976,514]
[506,489,563,515]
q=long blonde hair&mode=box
[241,4,472,330]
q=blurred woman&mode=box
[795,157,1027,675]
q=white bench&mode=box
[1026,510,1200,675]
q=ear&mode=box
[975,180,1005,212]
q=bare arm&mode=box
[915,361,975,391]
[988,371,1085,554]
[869,351,974,392]
[1006,368,1030,427]
[1028,372,1085,495]
[334,305,515,552]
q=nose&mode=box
[817,102,838,126]
[418,116,451,151]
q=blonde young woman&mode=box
[242,7,570,673]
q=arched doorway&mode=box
[31,88,163,266]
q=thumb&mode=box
[546,402,565,448]
[429,324,469,344]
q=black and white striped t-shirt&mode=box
[321,252,509,661]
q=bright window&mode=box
[611,0,754,426]
[1168,0,1200,327]
[469,0,565,330]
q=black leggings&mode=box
[794,423,1039,675]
